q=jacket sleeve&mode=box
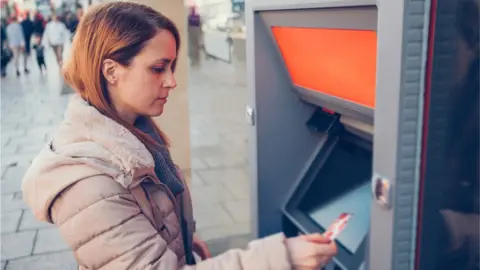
[51,175,184,269]
[52,174,293,270]
[185,233,292,270]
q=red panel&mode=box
[272,26,378,108]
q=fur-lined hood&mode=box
[22,94,156,222]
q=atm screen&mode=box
[298,138,372,254]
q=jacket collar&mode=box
[52,94,155,187]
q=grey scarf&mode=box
[134,117,184,195]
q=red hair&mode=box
[63,2,181,150]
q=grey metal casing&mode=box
[245,0,431,269]
[370,0,430,269]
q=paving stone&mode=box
[1,138,11,148]
[224,200,251,223]
[13,192,22,200]
[206,233,253,256]
[188,171,206,187]
[1,193,29,213]
[16,142,46,155]
[198,222,251,242]
[196,167,250,200]
[190,185,236,205]
[1,130,25,144]
[191,157,208,170]
[192,145,224,158]
[33,228,69,254]
[18,210,52,231]
[1,153,35,168]
[27,127,56,138]
[0,180,23,195]
[0,231,36,260]
[191,133,222,147]
[0,166,26,194]
[6,251,77,270]
[193,203,235,229]
[220,133,248,148]
[197,167,248,186]
[1,165,27,182]
[0,166,7,179]
[1,210,22,233]
[224,178,250,200]
[1,143,18,156]
[203,154,246,168]
[8,136,45,150]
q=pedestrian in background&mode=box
[1,19,11,77]
[21,11,34,74]
[33,12,45,39]
[187,6,202,66]
[68,4,84,40]
[42,13,68,67]
[5,17,26,76]
[22,2,337,270]
[32,35,46,74]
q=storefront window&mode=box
[416,0,479,269]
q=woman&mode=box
[22,3,337,269]
[5,17,26,76]
[42,13,68,66]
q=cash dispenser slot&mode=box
[283,113,373,270]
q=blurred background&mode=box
[1,0,251,268]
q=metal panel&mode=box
[369,0,431,270]
[246,8,320,237]
[261,6,377,30]
[248,0,376,12]
[296,86,374,125]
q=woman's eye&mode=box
[151,67,165,73]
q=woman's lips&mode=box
[157,97,168,104]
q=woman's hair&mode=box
[63,2,181,150]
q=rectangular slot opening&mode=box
[283,131,372,270]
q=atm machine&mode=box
[246,0,479,269]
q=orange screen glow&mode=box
[271,27,377,108]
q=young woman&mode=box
[42,13,68,66]
[22,3,337,269]
[5,17,26,76]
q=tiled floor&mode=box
[187,60,251,242]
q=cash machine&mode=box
[246,0,479,269]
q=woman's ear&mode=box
[101,59,118,85]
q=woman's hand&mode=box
[286,233,337,270]
[192,233,212,260]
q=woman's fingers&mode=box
[303,233,332,244]
[313,241,337,257]
[301,238,337,257]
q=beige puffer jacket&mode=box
[22,95,292,270]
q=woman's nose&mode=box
[163,73,177,90]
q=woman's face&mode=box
[106,30,177,123]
